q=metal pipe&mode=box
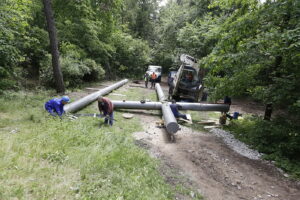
[64,79,128,113]
[177,102,230,112]
[112,100,178,133]
[112,101,229,112]
[155,83,179,134]
[155,83,167,101]
[113,100,162,110]
[161,102,180,134]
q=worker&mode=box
[170,100,187,120]
[150,72,157,88]
[45,96,70,117]
[186,72,193,82]
[224,96,231,106]
[168,76,175,100]
[144,73,149,88]
[223,96,233,120]
[98,96,114,126]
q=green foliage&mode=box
[151,2,187,70]
[59,42,105,86]
[40,46,105,88]
[0,0,34,90]
[177,15,224,58]
[202,0,300,111]
[1,0,154,90]
[112,31,151,78]
[1,0,298,172]
[156,0,299,114]
[227,116,300,178]
[122,0,159,42]
[152,0,216,71]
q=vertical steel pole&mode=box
[155,83,179,134]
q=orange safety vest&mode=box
[151,73,157,80]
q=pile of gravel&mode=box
[210,128,262,160]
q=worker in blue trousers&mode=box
[170,100,187,120]
[45,96,70,117]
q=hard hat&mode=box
[61,96,70,102]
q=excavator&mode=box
[170,54,205,102]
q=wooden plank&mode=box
[178,114,193,124]
[204,125,220,129]
[197,119,217,125]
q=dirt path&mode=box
[130,80,300,200]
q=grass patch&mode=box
[226,115,300,179]
[0,90,174,199]
[109,86,157,101]
[174,185,203,200]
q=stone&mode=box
[122,113,134,119]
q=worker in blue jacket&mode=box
[45,96,70,117]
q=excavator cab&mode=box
[171,54,204,102]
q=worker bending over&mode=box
[98,96,114,126]
[45,96,70,117]
[170,100,187,120]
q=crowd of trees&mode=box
[1,0,299,113]
[0,0,157,91]
[2,0,298,113]
[155,0,300,113]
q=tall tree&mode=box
[43,0,65,93]
[122,0,159,43]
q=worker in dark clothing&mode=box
[224,96,231,106]
[186,72,193,82]
[168,76,174,100]
[45,96,70,117]
[98,96,114,126]
[170,100,187,120]
[144,73,149,88]
[223,96,233,120]
[150,72,157,88]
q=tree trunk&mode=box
[43,0,65,93]
[105,60,115,80]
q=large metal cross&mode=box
[64,80,229,135]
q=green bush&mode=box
[227,116,300,178]
[82,58,105,81]
[60,56,90,87]
[112,32,151,78]
[40,43,105,88]
[61,57,105,87]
